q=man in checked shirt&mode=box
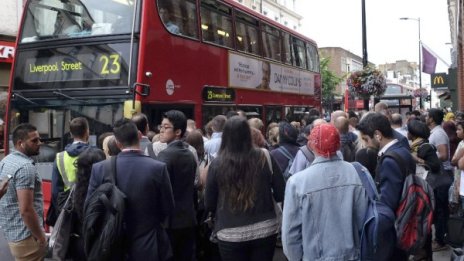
[0,123,46,261]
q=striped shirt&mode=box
[0,150,43,242]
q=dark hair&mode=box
[131,113,149,134]
[456,111,464,121]
[226,111,239,119]
[456,120,464,129]
[391,113,403,126]
[12,123,37,145]
[97,132,113,150]
[348,110,358,119]
[185,130,204,159]
[428,108,444,125]
[217,116,262,212]
[407,119,430,140]
[411,110,421,117]
[113,118,139,147]
[75,148,106,220]
[163,110,187,138]
[308,108,321,117]
[356,112,393,138]
[69,117,89,139]
[279,121,298,145]
[211,115,227,132]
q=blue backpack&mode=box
[351,162,396,261]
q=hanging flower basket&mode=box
[413,88,429,98]
[347,67,387,98]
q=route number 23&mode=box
[100,54,121,75]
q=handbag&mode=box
[48,185,75,261]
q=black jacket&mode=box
[157,140,198,229]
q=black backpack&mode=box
[83,156,127,261]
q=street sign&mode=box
[431,73,448,88]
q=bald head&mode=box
[391,113,403,128]
[334,116,350,134]
[374,102,388,113]
[374,102,391,120]
[330,110,347,124]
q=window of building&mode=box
[235,12,261,55]
[262,23,281,61]
[200,0,233,48]
[292,37,307,69]
[158,0,198,38]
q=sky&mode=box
[298,0,452,74]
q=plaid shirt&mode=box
[0,150,43,242]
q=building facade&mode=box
[319,47,364,96]
[233,0,302,31]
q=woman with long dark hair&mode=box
[205,116,285,261]
[68,147,106,260]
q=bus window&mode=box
[292,37,307,69]
[21,0,135,42]
[202,105,236,127]
[200,0,233,48]
[262,24,281,61]
[237,106,262,120]
[264,106,282,125]
[282,32,292,65]
[306,43,320,72]
[158,0,198,38]
[235,12,261,55]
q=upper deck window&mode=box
[157,0,198,38]
[235,12,260,55]
[21,0,135,43]
[200,0,233,48]
[261,24,281,61]
[306,43,320,72]
[292,37,307,69]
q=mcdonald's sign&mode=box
[431,73,448,88]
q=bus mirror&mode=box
[131,83,150,97]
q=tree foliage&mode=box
[320,57,344,105]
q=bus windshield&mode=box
[21,0,135,43]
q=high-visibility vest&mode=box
[56,151,78,191]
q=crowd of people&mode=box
[0,104,463,261]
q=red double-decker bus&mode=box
[6,0,321,212]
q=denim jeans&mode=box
[218,234,276,261]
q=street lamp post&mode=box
[400,17,422,109]
[361,0,369,110]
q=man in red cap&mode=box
[282,123,369,261]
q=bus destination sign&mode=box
[14,43,130,87]
[24,53,121,83]
[202,87,235,103]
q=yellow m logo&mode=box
[433,76,445,85]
